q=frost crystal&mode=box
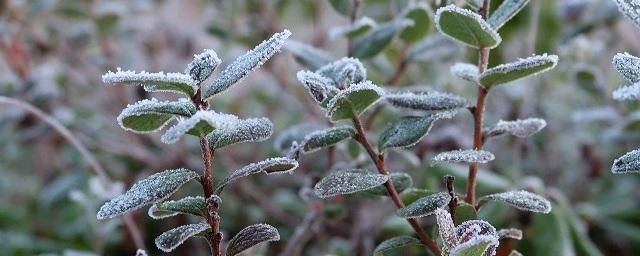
[396,192,451,218]
[203,30,291,99]
[484,118,547,138]
[613,83,640,101]
[226,224,280,256]
[148,196,206,219]
[612,149,640,173]
[451,63,480,83]
[329,16,377,39]
[317,57,367,89]
[450,235,499,256]
[431,149,495,165]
[102,68,197,96]
[314,170,389,198]
[155,222,210,252]
[613,52,640,83]
[207,117,273,149]
[161,111,239,144]
[613,0,640,28]
[435,208,456,250]
[479,54,559,88]
[302,126,355,153]
[217,157,298,193]
[296,70,337,103]
[454,220,499,256]
[497,228,523,240]
[135,249,147,256]
[117,98,196,134]
[385,91,468,111]
[482,190,552,213]
[97,168,198,219]
[487,0,530,30]
[326,80,384,121]
[186,49,221,83]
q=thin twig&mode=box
[445,175,457,219]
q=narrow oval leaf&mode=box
[203,30,291,99]
[148,196,206,219]
[435,5,501,49]
[317,57,367,89]
[326,81,384,122]
[378,114,441,151]
[613,52,640,83]
[329,17,377,39]
[352,20,412,58]
[432,149,495,165]
[297,70,336,104]
[396,192,451,218]
[613,0,640,28]
[186,49,221,83]
[450,235,499,256]
[479,54,559,88]
[373,236,421,256]
[484,118,547,138]
[207,117,273,149]
[451,63,480,83]
[612,83,640,101]
[117,98,196,133]
[385,91,468,111]
[226,224,280,256]
[435,208,456,250]
[102,68,197,96]
[497,228,523,240]
[400,188,433,205]
[399,4,432,43]
[284,40,333,70]
[314,170,389,198]
[612,149,640,173]
[216,157,298,194]
[155,222,210,252]
[487,0,530,30]
[97,168,198,219]
[302,126,355,153]
[481,190,552,213]
[364,172,413,196]
[161,111,239,144]
[455,220,498,243]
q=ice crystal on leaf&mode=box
[484,118,547,138]
[216,157,298,194]
[450,235,499,256]
[479,54,559,88]
[432,149,495,165]
[148,196,206,219]
[102,68,197,96]
[301,126,355,153]
[155,222,210,252]
[487,0,530,30]
[613,52,640,83]
[385,91,468,111]
[97,168,198,219]
[451,63,480,83]
[161,111,239,144]
[481,190,552,213]
[613,83,640,101]
[396,192,451,218]
[186,49,221,83]
[373,236,421,256]
[613,0,640,28]
[317,57,367,89]
[296,70,338,103]
[454,220,499,256]
[326,81,384,122]
[314,170,389,198]
[117,98,196,134]
[612,149,640,173]
[226,224,280,256]
[364,172,413,196]
[435,208,456,249]
[207,117,273,149]
[497,228,523,240]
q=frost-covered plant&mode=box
[286,1,556,255]
[97,30,296,256]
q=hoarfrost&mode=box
[612,83,640,101]
[161,111,239,144]
[613,52,640,83]
[186,49,221,83]
[451,63,480,83]
[216,157,298,193]
[484,118,547,138]
[431,149,495,165]
[226,224,280,256]
[385,91,468,111]
[482,190,552,213]
[207,117,273,149]
[435,5,502,48]
[396,192,451,218]
[314,170,389,198]
[612,149,640,173]
[613,0,640,28]
[155,222,209,252]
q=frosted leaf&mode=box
[612,149,640,173]
[613,0,640,28]
[296,70,338,104]
[284,40,333,70]
[273,124,323,152]
[161,111,239,144]
[186,49,221,83]
[117,98,196,134]
[135,249,147,256]
[613,52,640,83]
[481,190,552,213]
[435,208,456,250]
[497,228,523,240]
[226,224,280,256]
[97,168,198,219]
[102,68,197,96]
[302,126,355,153]
[450,235,499,256]
[435,5,502,49]
[148,196,206,219]
[487,0,530,30]
[314,170,389,198]
[396,192,451,218]
[329,16,377,39]
[479,54,559,88]
[451,63,480,83]
[454,220,498,256]
[373,236,421,256]
[216,157,298,194]
[612,83,640,101]
[484,118,547,138]
[207,117,273,149]
[203,30,291,99]
[364,172,413,196]
[326,81,384,122]
[431,150,495,165]
[378,113,453,152]
[385,91,468,111]
[155,222,210,252]
[317,57,367,89]
[408,35,460,63]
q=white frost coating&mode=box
[226,224,280,256]
[435,208,456,250]
[613,52,640,83]
[435,5,502,48]
[431,149,495,165]
[396,192,451,218]
[326,80,384,119]
[450,235,499,256]
[148,196,205,220]
[613,83,640,101]
[207,117,274,149]
[497,228,523,240]
[485,118,547,138]
[613,0,640,28]
[155,222,209,252]
[296,70,337,103]
[273,123,323,152]
[317,57,367,89]
[186,49,222,83]
[612,149,640,174]
[451,63,480,82]
[203,30,291,99]
[117,98,196,134]
[487,0,530,30]
[329,16,377,39]
[102,68,197,94]
[482,190,552,213]
[385,91,468,111]
[161,110,239,144]
[480,54,559,85]
[314,170,389,198]
[302,126,355,153]
[217,157,298,193]
[135,249,147,256]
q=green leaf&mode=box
[330,17,377,39]
[352,20,412,58]
[326,81,383,122]
[373,236,421,256]
[450,235,498,256]
[207,117,273,149]
[161,111,239,144]
[329,0,352,16]
[364,172,413,196]
[479,54,559,88]
[612,149,640,174]
[531,206,575,256]
[314,170,389,198]
[480,190,552,213]
[216,157,298,194]
[117,99,196,133]
[435,5,501,49]
[385,91,468,111]
[97,168,198,219]
[155,222,210,252]
[302,126,355,153]
[378,115,440,152]
[148,196,206,219]
[400,188,433,205]
[396,192,450,218]
[226,224,280,256]
[487,0,530,30]
[399,4,432,43]
[102,68,197,96]
[284,40,333,70]
[455,203,478,225]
